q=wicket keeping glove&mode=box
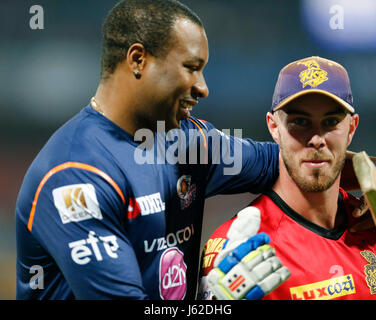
[207,206,290,300]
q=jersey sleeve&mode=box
[200,120,279,197]
[23,163,148,299]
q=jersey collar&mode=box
[265,189,348,240]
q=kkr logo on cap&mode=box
[53,184,103,224]
[297,59,328,88]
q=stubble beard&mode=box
[280,141,347,193]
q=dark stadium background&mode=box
[1,0,376,299]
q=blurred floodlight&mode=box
[301,0,376,51]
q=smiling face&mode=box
[267,93,359,192]
[138,17,209,131]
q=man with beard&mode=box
[200,56,376,300]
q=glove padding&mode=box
[207,206,290,300]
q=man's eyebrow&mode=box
[284,107,347,116]
[186,56,205,64]
[324,108,347,116]
[284,109,310,116]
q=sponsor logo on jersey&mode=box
[68,231,119,265]
[159,247,187,300]
[52,184,103,224]
[176,175,196,210]
[197,275,213,300]
[297,59,328,88]
[202,237,227,271]
[290,274,356,300]
[127,192,165,219]
[144,224,194,253]
[360,250,376,294]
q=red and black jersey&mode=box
[199,188,376,300]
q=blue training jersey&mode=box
[16,104,279,300]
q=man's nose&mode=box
[307,133,326,149]
[192,74,209,99]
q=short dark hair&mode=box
[100,0,203,80]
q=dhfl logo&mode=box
[127,197,141,219]
[127,192,165,219]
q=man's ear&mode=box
[126,43,148,73]
[266,112,280,144]
[347,113,359,147]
